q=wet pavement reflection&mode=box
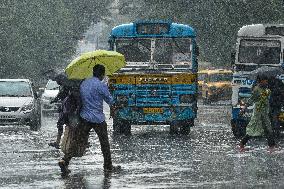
[1,102,284,188]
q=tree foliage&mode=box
[117,0,284,66]
[0,0,111,83]
[1,0,283,84]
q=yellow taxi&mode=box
[197,69,208,97]
[198,69,232,103]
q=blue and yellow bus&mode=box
[108,20,199,135]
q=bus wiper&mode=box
[137,41,151,52]
[172,38,186,55]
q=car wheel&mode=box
[30,113,41,131]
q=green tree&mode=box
[116,0,284,67]
[0,0,111,84]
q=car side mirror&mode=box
[37,88,44,98]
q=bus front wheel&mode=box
[113,117,131,135]
[181,119,193,135]
[170,120,192,135]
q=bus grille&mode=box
[135,85,171,106]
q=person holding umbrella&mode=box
[239,75,276,152]
[58,50,125,176]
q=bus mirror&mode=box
[195,46,200,56]
[231,52,235,66]
[108,39,114,50]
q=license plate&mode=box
[143,108,163,114]
[0,115,14,119]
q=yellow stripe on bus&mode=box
[109,73,197,85]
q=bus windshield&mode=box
[238,39,281,65]
[115,39,151,62]
[115,38,192,64]
[153,38,192,64]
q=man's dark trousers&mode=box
[81,119,112,169]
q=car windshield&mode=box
[208,73,232,82]
[0,81,32,97]
[238,39,281,64]
[46,80,59,90]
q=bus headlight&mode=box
[180,94,195,104]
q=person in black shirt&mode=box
[268,77,284,138]
[48,74,70,149]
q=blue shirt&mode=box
[80,77,114,124]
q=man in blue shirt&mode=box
[58,64,120,176]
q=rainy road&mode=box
[1,102,284,189]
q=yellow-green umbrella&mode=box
[65,50,126,79]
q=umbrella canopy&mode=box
[65,50,126,79]
[52,72,82,88]
[248,66,284,80]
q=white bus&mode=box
[231,24,284,137]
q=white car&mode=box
[40,79,60,113]
[0,79,41,131]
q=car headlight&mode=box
[180,94,195,104]
[21,103,34,113]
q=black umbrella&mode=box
[248,66,284,80]
[53,72,82,88]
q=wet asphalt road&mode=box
[1,102,284,189]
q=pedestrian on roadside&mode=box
[58,64,120,176]
[239,75,276,152]
[48,74,70,149]
[268,76,284,138]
